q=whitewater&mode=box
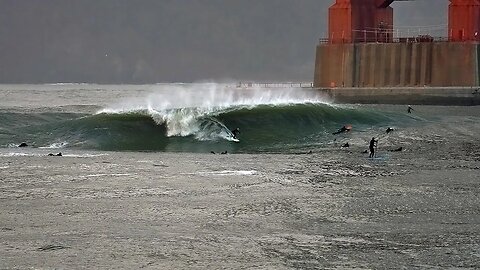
[96,83,330,140]
[0,83,358,152]
[1,83,480,269]
[0,83,476,153]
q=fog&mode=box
[0,0,446,83]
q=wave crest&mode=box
[96,83,330,140]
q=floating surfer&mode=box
[333,125,352,135]
[386,127,394,134]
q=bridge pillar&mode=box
[329,0,393,43]
[449,0,480,42]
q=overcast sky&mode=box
[0,0,446,83]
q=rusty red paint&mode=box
[449,0,480,42]
[329,0,393,43]
[329,0,480,43]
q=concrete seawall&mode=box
[318,87,480,105]
[314,42,480,88]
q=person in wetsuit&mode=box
[333,125,351,135]
[369,137,377,158]
[407,105,414,114]
[231,128,240,139]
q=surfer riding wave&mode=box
[231,128,240,139]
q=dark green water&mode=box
[0,103,419,153]
[1,83,440,153]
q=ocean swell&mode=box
[96,84,331,141]
[0,83,408,153]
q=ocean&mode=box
[1,83,480,269]
[0,83,443,154]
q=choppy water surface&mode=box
[1,84,480,269]
[0,83,476,153]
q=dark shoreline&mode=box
[318,87,480,105]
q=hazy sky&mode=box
[0,0,446,83]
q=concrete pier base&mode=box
[318,87,480,106]
[314,42,480,89]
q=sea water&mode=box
[0,83,475,154]
[1,83,480,269]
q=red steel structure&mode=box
[329,0,394,43]
[449,0,480,41]
[316,0,480,88]
[329,0,480,43]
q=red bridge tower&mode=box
[315,0,480,89]
[449,0,480,41]
[329,0,394,43]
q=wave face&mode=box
[0,83,416,153]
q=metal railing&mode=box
[320,27,480,44]
[235,82,314,89]
[319,35,449,44]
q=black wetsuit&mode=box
[231,128,240,139]
[333,126,349,135]
[369,138,377,158]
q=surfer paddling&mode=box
[333,125,352,135]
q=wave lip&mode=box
[95,83,331,141]
[96,83,329,113]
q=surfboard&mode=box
[205,117,240,142]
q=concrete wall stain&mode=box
[314,43,480,88]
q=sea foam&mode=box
[96,83,329,139]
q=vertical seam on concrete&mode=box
[426,43,433,86]
[475,43,480,86]
[353,44,358,87]
[420,44,427,86]
[399,44,406,85]
[360,45,366,87]
[370,44,376,87]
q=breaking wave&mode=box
[0,83,417,153]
